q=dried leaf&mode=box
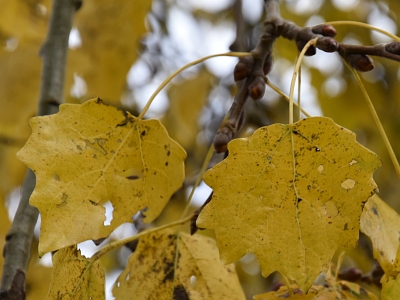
[197,117,381,291]
[113,229,245,300]
[17,99,186,255]
[45,245,104,300]
[360,195,400,276]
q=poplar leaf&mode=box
[197,116,381,291]
[17,98,186,255]
[382,273,400,300]
[45,245,104,300]
[112,229,245,300]
[360,195,400,276]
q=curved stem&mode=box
[180,142,215,220]
[138,52,251,119]
[289,38,318,125]
[327,21,400,42]
[347,63,400,179]
[265,78,312,118]
[90,214,194,262]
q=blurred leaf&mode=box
[381,273,400,300]
[67,0,152,102]
[197,117,381,291]
[360,195,400,276]
[163,69,213,151]
[113,229,245,300]
[17,98,186,255]
[45,245,104,300]
[0,0,50,45]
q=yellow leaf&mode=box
[382,273,400,300]
[197,116,381,291]
[163,69,213,150]
[17,98,186,255]
[67,0,152,102]
[253,285,321,299]
[0,0,50,45]
[360,195,400,276]
[112,229,245,300]
[45,245,105,300]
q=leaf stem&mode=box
[289,38,318,125]
[138,52,251,119]
[265,78,312,118]
[347,64,400,179]
[327,21,400,42]
[89,214,194,262]
[180,142,216,219]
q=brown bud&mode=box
[346,54,374,72]
[263,55,274,75]
[385,42,400,55]
[297,40,316,56]
[213,129,233,153]
[339,268,363,282]
[233,56,254,81]
[317,37,338,52]
[249,76,266,101]
[312,24,337,37]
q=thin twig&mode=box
[0,0,80,298]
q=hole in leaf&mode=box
[120,167,144,180]
[349,159,358,166]
[189,275,197,287]
[102,201,114,226]
[324,200,338,218]
[125,272,130,281]
[341,179,356,190]
[318,165,324,172]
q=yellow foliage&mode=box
[382,273,400,300]
[17,98,186,255]
[45,245,104,300]
[360,195,400,276]
[68,0,152,102]
[163,69,213,151]
[113,229,245,300]
[0,0,50,45]
[197,116,381,291]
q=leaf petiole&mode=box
[138,52,252,119]
[327,21,400,42]
[289,37,318,125]
[89,214,194,263]
[346,63,400,179]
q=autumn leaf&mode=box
[17,98,186,255]
[112,229,245,300]
[360,195,400,276]
[197,116,381,291]
[45,245,104,300]
[68,0,152,102]
[382,272,400,300]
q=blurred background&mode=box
[1,0,400,298]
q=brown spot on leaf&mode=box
[126,175,139,180]
[173,285,189,300]
[372,207,378,216]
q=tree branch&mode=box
[0,0,80,298]
[213,0,400,152]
